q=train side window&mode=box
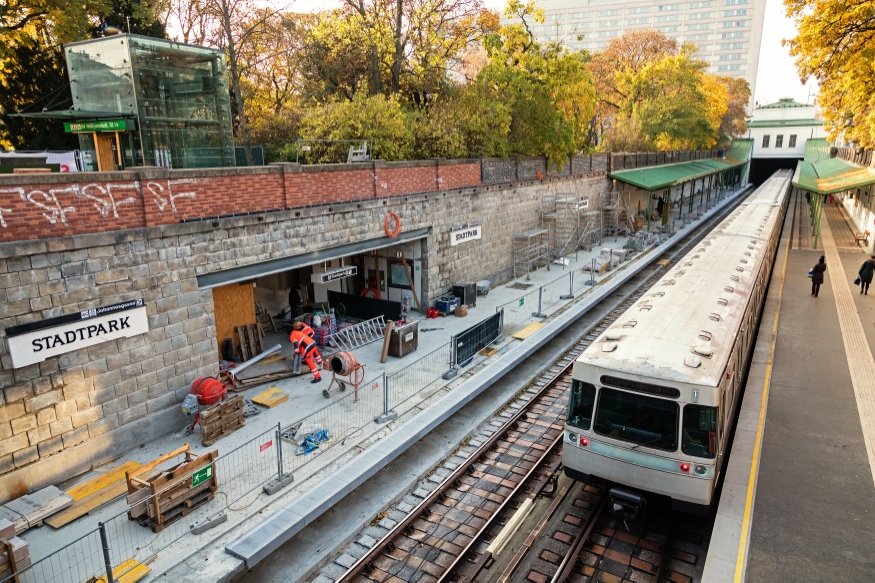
[567,380,597,430]
[682,405,718,458]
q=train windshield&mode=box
[567,380,596,430]
[594,388,678,451]
[681,405,718,458]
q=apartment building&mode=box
[502,0,766,97]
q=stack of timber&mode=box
[0,486,73,534]
[0,519,30,581]
[231,351,295,390]
[125,445,218,533]
[45,461,141,529]
[199,393,245,446]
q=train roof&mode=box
[577,171,792,388]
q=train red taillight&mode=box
[680,462,690,472]
[581,437,589,446]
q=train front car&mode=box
[563,171,791,515]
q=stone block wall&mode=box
[0,171,609,500]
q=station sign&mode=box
[450,223,482,246]
[63,119,132,133]
[311,266,358,284]
[5,299,149,368]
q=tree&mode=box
[477,0,595,165]
[714,76,750,146]
[294,93,415,162]
[785,0,875,147]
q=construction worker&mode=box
[290,327,323,383]
[293,321,315,338]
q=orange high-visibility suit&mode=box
[290,329,323,383]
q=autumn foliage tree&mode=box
[785,0,875,147]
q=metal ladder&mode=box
[329,316,386,351]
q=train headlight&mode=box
[568,431,577,443]
[695,464,707,476]
[680,462,691,472]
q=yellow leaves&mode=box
[786,0,875,146]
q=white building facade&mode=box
[504,0,767,97]
[746,98,825,159]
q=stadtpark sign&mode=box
[450,223,482,246]
[5,299,149,368]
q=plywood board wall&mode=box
[212,282,256,360]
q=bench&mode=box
[855,230,870,246]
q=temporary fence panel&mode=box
[0,528,106,583]
[385,342,454,410]
[454,312,503,368]
[497,287,541,335]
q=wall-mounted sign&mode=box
[577,197,590,210]
[5,299,149,368]
[450,224,482,246]
[311,266,358,284]
[63,119,132,133]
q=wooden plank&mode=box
[126,445,190,494]
[246,324,260,356]
[237,326,250,361]
[478,347,498,357]
[0,486,73,534]
[66,462,141,502]
[46,461,141,528]
[90,558,151,583]
[512,322,544,340]
[251,387,288,408]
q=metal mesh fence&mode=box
[0,528,105,583]
[385,342,453,410]
[453,312,503,369]
[495,287,541,334]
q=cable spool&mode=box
[330,352,358,376]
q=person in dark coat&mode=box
[289,285,302,317]
[858,256,875,294]
[656,196,664,218]
[811,256,826,297]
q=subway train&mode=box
[563,170,792,515]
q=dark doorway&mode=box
[749,157,799,186]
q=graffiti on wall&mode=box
[0,179,201,229]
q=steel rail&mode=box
[550,493,608,583]
[441,434,564,583]
[336,366,573,582]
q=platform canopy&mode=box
[609,142,749,192]
[792,157,875,195]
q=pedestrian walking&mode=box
[290,327,323,383]
[810,256,826,297]
[858,256,875,294]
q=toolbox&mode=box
[388,320,419,357]
[435,295,460,314]
[452,282,477,308]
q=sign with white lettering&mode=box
[450,224,482,246]
[311,266,358,284]
[5,300,149,368]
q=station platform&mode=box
[704,191,875,582]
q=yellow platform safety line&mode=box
[512,322,544,340]
[251,387,288,408]
[46,461,142,529]
[87,558,151,583]
[733,198,792,582]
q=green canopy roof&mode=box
[803,138,831,163]
[609,143,749,191]
[792,157,875,195]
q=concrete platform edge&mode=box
[223,191,748,570]
[701,186,792,583]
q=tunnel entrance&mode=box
[749,157,800,186]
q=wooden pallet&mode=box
[199,394,245,447]
[235,323,264,361]
[126,447,218,533]
[0,486,73,534]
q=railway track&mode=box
[320,192,751,583]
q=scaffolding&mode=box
[601,190,635,239]
[513,228,550,279]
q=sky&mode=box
[241,0,816,107]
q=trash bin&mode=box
[388,320,419,357]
